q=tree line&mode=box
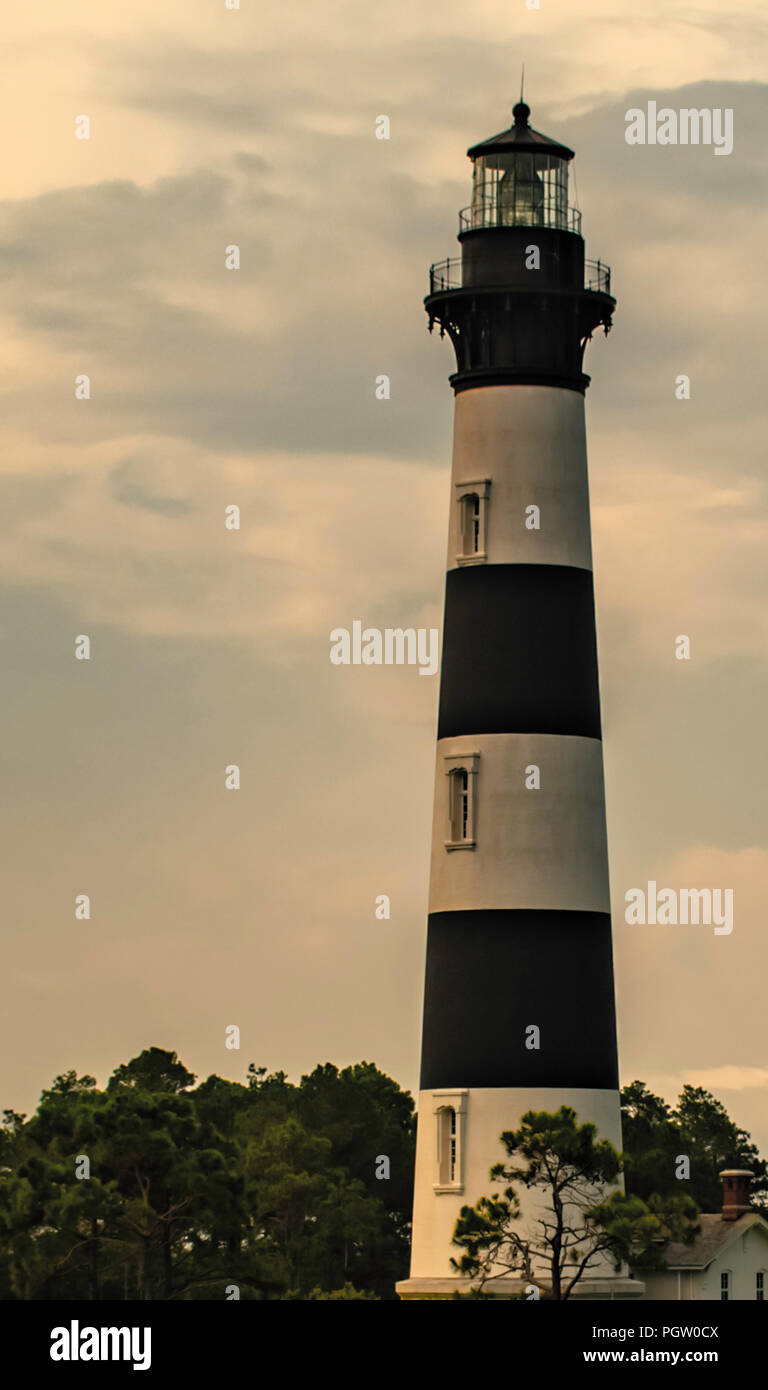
[0,1049,763,1299]
[0,1049,414,1300]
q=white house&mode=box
[635,1171,768,1301]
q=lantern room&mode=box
[462,101,580,234]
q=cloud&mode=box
[0,78,764,462]
[638,1067,768,1097]
[109,458,192,514]
[0,437,445,654]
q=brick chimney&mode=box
[719,1169,752,1221]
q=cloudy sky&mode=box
[1,0,766,1160]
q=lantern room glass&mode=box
[469,152,570,230]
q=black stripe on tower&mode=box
[438,564,602,740]
[420,910,619,1091]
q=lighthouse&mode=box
[396,103,642,1299]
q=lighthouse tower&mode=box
[396,104,642,1299]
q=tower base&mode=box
[396,1274,646,1301]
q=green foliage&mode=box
[0,1049,415,1301]
[621,1081,767,1210]
[588,1189,700,1268]
[496,1106,623,1187]
[108,1048,195,1096]
[284,1282,379,1300]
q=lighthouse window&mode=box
[462,494,481,554]
[455,479,490,564]
[720,1271,729,1301]
[757,1272,764,1301]
[438,1107,457,1184]
[450,769,469,841]
[435,1102,464,1190]
[433,1092,467,1192]
[469,152,572,232]
[444,752,479,849]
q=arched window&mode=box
[455,479,490,563]
[444,752,479,850]
[433,1092,467,1192]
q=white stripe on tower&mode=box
[429,732,610,914]
[446,387,593,572]
[408,1088,624,1289]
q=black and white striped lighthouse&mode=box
[397,103,642,1299]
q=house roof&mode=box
[660,1211,768,1269]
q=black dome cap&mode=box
[467,104,575,162]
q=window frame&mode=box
[455,478,491,564]
[443,752,480,850]
[433,1090,468,1194]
